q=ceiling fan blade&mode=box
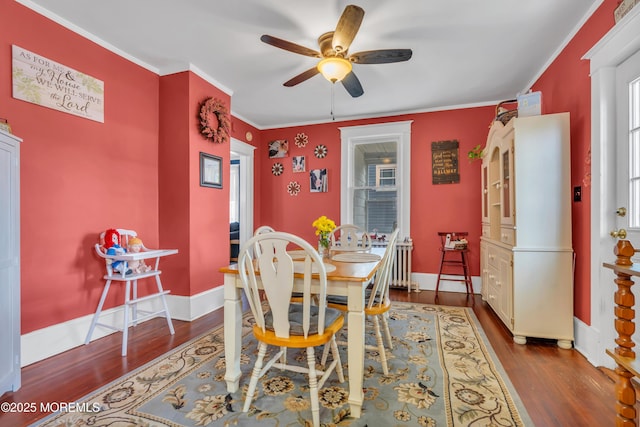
[332,5,365,54]
[341,71,364,98]
[260,34,322,58]
[349,49,413,64]
[283,67,320,87]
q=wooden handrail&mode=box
[604,239,640,426]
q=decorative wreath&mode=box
[314,144,328,158]
[272,162,284,176]
[295,133,309,148]
[287,181,301,196]
[199,97,230,144]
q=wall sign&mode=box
[12,45,104,123]
[431,140,460,184]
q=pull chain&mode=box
[330,83,336,121]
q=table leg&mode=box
[347,281,366,418]
[224,273,242,392]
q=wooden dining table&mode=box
[219,247,385,419]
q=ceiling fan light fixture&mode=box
[317,57,352,83]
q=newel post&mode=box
[614,240,636,358]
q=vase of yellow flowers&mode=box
[312,215,336,257]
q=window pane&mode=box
[353,188,397,233]
[631,78,640,229]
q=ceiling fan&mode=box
[260,4,412,98]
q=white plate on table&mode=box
[331,253,382,263]
[293,261,337,274]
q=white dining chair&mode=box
[238,231,345,427]
[322,228,399,375]
[329,224,372,252]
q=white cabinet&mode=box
[0,129,21,395]
[480,113,574,349]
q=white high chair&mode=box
[85,228,177,356]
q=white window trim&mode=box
[340,121,412,240]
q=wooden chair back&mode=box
[238,231,328,339]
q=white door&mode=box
[0,134,20,395]
[588,9,640,369]
[615,48,640,247]
[611,49,640,351]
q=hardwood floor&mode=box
[1,289,615,426]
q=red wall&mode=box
[2,1,162,333]
[1,0,622,336]
[260,107,495,276]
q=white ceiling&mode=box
[18,0,601,129]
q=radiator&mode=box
[372,238,417,292]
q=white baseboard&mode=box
[22,277,608,372]
[412,272,482,294]
[21,286,225,367]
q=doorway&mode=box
[586,9,640,368]
[230,138,255,248]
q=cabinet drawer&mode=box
[500,227,515,246]
[481,224,490,238]
[487,245,500,268]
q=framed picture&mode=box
[310,168,328,192]
[292,156,306,173]
[200,152,222,189]
[268,139,289,158]
[0,119,12,134]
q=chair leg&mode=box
[85,279,112,345]
[373,315,389,375]
[306,347,320,427]
[435,250,446,296]
[243,342,268,413]
[330,336,345,383]
[122,280,131,357]
[381,312,393,350]
[280,347,287,369]
[320,342,330,366]
[155,275,175,334]
[461,251,474,294]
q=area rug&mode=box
[33,302,533,426]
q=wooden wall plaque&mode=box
[431,140,460,184]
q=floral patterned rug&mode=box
[33,302,533,426]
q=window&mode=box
[629,76,640,228]
[376,164,396,188]
[340,121,412,240]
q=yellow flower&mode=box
[312,216,336,247]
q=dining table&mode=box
[219,246,385,419]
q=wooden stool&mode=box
[435,232,473,296]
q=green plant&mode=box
[468,144,484,162]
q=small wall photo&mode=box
[292,156,306,172]
[268,139,289,158]
[310,168,327,192]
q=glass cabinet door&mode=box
[500,142,515,225]
[482,164,488,222]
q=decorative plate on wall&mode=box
[287,181,301,196]
[314,144,328,158]
[295,133,308,148]
[199,97,230,144]
[271,162,284,176]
